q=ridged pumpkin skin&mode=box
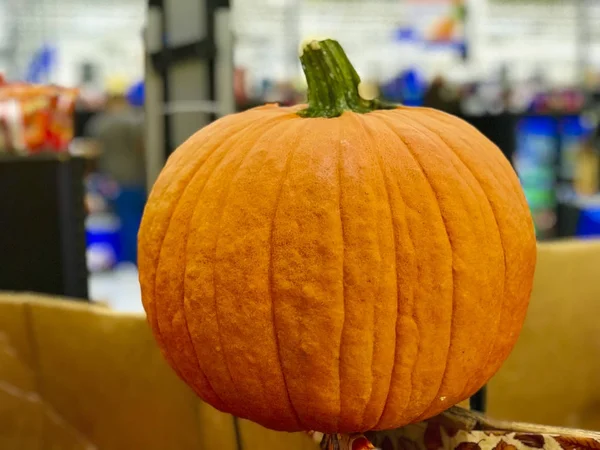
[138,103,536,433]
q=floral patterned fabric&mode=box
[309,407,600,450]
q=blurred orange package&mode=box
[0,84,50,153]
[0,83,78,154]
[48,86,79,151]
[0,87,24,154]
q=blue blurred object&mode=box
[380,76,403,103]
[112,185,146,264]
[394,27,418,42]
[400,69,425,106]
[25,45,56,83]
[559,115,592,180]
[127,80,145,107]
[424,40,465,51]
[576,207,600,237]
[515,116,558,173]
[381,68,425,106]
[86,214,121,272]
[514,116,559,238]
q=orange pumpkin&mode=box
[138,39,536,434]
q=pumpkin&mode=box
[138,39,536,434]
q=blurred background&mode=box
[1,0,600,310]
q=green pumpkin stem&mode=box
[298,39,395,118]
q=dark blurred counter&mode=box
[0,154,88,299]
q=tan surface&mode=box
[239,419,317,450]
[489,240,600,430]
[0,239,598,449]
[0,293,237,450]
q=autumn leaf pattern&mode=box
[554,436,600,450]
[445,427,460,439]
[351,436,374,450]
[513,434,545,448]
[428,414,461,438]
[454,443,482,450]
[424,422,444,450]
[493,440,517,450]
[397,437,419,450]
[484,430,511,437]
[307,407,600,450]
[380,436,394,450]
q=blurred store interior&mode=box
[2,0,600,311]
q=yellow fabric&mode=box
[0,239,599,448]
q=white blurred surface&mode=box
[88,263,144,313]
